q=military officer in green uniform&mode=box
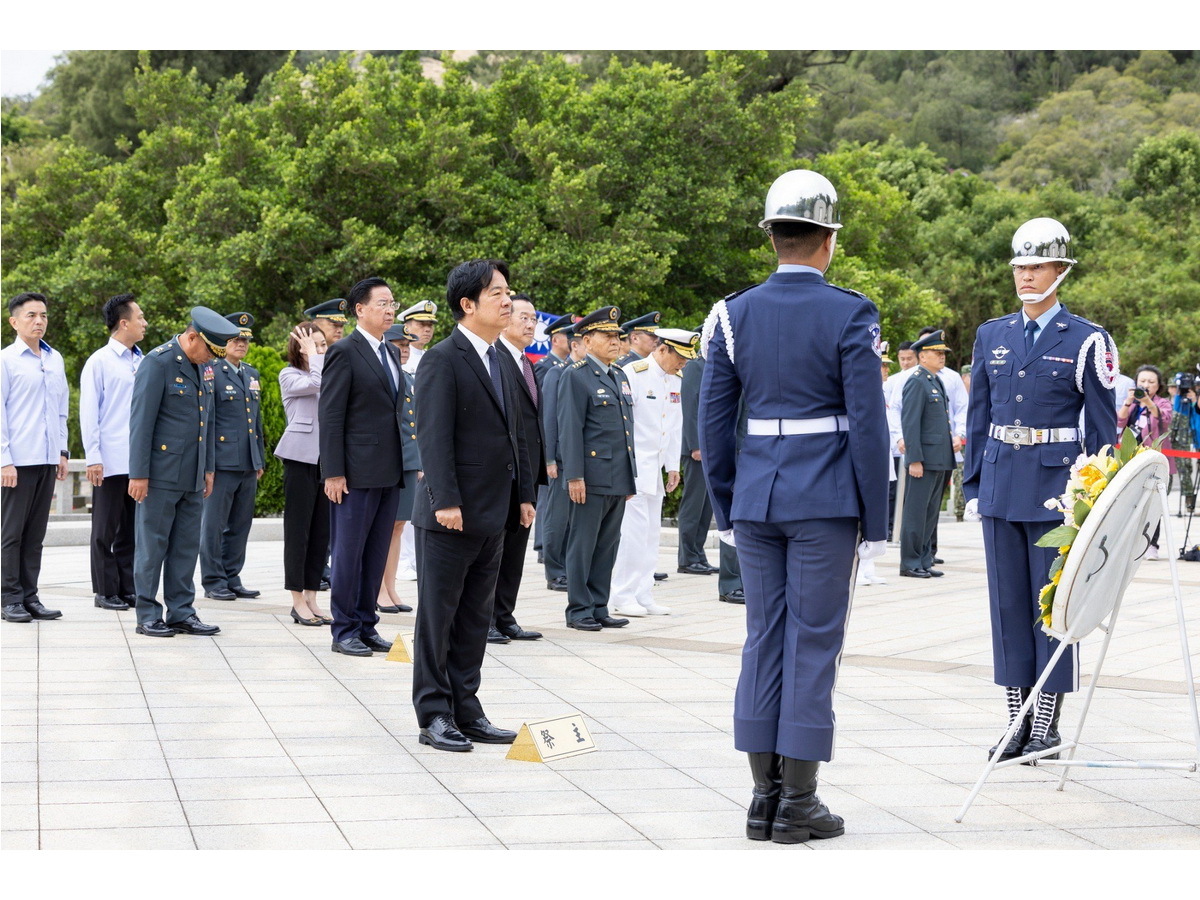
[558,306,637,631]
[899,330,956,578]
[615,311,661,367]
[129,307,241,637]
[304,298,349,346]
[200,313,266,601]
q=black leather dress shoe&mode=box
[899,568,931,578]
[169,615,220,636]
[332,637,372,656]
[653,571,668,581]
[94,594,129,610]
[924,568,944,577]
[546,576,568,592]
[2,603,33,623]
[23,599,62,619]
[230,586,260,598]
[120,594,138,608]
[720,589,746,604]
[136,620,175,637]
[487,626,511,644]
[457,717,518,744]
[318,579,331,591]
[500,624,542,640]
[567,617,602,631]
[360,633,392,653]
[933,556,944,565]
[204,588,237,601]
[419,714,473,752]
[596,615,629,628]
[677,563,717,575]
[376,601,412,614]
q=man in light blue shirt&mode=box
[1,292,68,623]
[80,294,146,611]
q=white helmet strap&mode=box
[1016,263,1073,305]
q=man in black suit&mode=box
[411,259,536,752]
[319,276,405,657]
[489,294,547,643]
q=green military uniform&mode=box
[200,313,266,599]
[615,311,661,368]
[130,308,241,632]
[558,307,637,627]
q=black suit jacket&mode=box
[411,327,535,536]
[498,343,547,493]
[318,329,405,489]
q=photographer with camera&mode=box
[1169,368,1198,516]
[1118,364,1173,558]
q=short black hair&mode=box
[446,259,510,321]
[512,292,533,303]
[917,326,938,338]
[768,221,834,258]
[348,276,390,313]
[898,341,914,351]
[8,292,47,315]
[102,293,137,332]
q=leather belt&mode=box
[747,415,849,436]
[989,424,1080,446]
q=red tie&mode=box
[521,354,538,408]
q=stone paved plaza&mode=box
[3,513,1199,852]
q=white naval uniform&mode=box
[611,354,684,612]
[397,346,425,577]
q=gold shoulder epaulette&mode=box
[631,360,650,373]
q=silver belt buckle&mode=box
[1006,426,1033,446]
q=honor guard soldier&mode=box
[699,170,889,843]
[399,300,438,375]
[964,217,1118,763]
[128,307,242,637]
[200,313,266,601]
[615,311,661,367]
[899,330,955,578]
[557,306,637,631]
[304,298,349,346]
[611,328,698,616]
[540,316,584,591]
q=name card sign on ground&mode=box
[507,713,597,763]
[386,633,414,663]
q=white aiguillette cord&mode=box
[700,299,734,364]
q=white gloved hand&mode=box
[964,498,981,521]
[718,529,736,547]
[857,540,886,561]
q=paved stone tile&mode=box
[40,800,187,830]
[191,822,350,850]
[38,826,197,850]
[338,817,500,849]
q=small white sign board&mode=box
[507,713,597,763]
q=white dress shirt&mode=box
[456,323,495,368]
[403,345,425,375]
[79,337,143,474]
[1,338,69,468]
[357,327,400,388]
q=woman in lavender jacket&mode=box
[275,323,331,624]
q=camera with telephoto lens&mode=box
[1175,372,1195,392]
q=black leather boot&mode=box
[1022,691,1064,763]
[771,758,844,843]
[989,686,1031,761]
[746,752,781,841]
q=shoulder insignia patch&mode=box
[723,283,759,303]
[830,285,869,301]
[570,359,587,369]
[631,360,650,373]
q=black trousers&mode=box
[328,482,396,644]
[412,526,504,727]
[492,522,531,631]
[282,460,330,592]
[1,464,57,606]
[89,473,135,597]
[676,455,712,567]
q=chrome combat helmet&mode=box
[1009,217,1077,266]
[759,170,843,231]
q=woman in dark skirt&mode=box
[377,324,423,614]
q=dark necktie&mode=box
[378,343,397,399]
[521,354,538,408]
[487,345,506,415]
[1024,319,1038,356]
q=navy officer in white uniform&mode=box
[699,170,889,843]
[963,217,1117,762]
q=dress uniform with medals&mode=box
[200,313,266,601]
[611,329,698,616]
[615,311,661,368]
[898,330,955,577]
[129,307,241,637]
[699,170,890,843]
[964,217,1118,762]
[557,306,637,630]
[539,315,578,591]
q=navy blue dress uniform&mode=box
[539,318,577,590]
[898,331,955,576]
[129,307,241,636]
[964,217,1118,760]
[531,313,574,556]
[558,306,637,629]
[699,170,889,843]
[615,311,661,368]
[200,313,266,600]
[384,323,423,519]
[676,353,719,576]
